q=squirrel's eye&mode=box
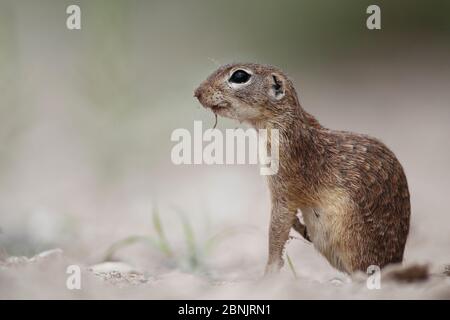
[229,70,251,84]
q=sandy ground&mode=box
[0,249,449,299]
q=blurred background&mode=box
[0,0,449,298]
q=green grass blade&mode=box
[172,206,198,270]
[286,252,298,279]
[152,203,173,257]
[102,235,157,261]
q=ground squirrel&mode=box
[194,63,410,274]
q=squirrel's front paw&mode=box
[264,260,283,277]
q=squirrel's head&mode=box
[194,63,300,126]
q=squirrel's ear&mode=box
[268,74,285,100]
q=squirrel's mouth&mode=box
[211,104,226,112]
[209,102,230,113]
